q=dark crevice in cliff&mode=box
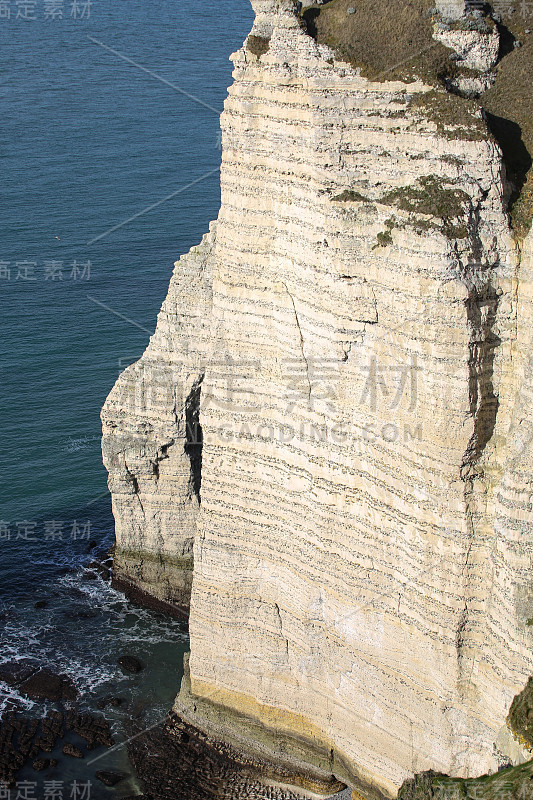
[185,376,204,504]
[124,460,145,516]
[274,602,289,661]
[151,441,174,481]
[461,284,500,478]
[455,604,468,650]
[301,7,319,39]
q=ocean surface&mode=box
[0,0,254,795]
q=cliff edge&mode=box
[101,1,533,797]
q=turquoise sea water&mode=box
[0,0,254,793]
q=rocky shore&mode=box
[127,712,351,800]
[0,706,114,787]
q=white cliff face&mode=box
[101,225,215,613]
[102,1,533,797]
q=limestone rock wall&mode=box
[101,224,215,613]
[102,1,533,796]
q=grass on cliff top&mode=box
[302,0,454,83]
[302,0,533,237]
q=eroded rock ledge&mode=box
[102,1,533,797]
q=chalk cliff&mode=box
[101,1,533,797]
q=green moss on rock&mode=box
[331,189,368,202]
[383,176,468,217]
[115,547,194,571]
[409,89,487,142]
[509,677,533,749]
[381,176,469,238]
[374,229,393,248]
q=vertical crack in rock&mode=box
[185,375,204,504]
[456,269,500,684]
[150,441,174,482]
[124,459,145,516]
[449,204,502,687]
[274,603,289,661]
[283,282,312,403]
[462,284,501,476]
[456,604,468,650]
[453,205,501,479]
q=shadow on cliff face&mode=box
[301,7,319,39]
[483,112,532,227]
[185,376,203,504]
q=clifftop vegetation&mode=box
[301,0,532,236]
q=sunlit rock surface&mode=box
[102,1,533,797]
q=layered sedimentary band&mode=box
[102,1,533,797]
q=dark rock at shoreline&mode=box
[32,757,57,771]
[96,695,124,710]
[0,658,40,686]
[96,770,127,786]
[118,655,144,674]
[32,710,64,753]
[0,709,114,785]
[63,742,84,758]
[127,713,320,800]
[65,710,114,749]
[19,668,78,702]
[0,660,78,703]
[88,559,112,581]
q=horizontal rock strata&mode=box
[102,0,533,797]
